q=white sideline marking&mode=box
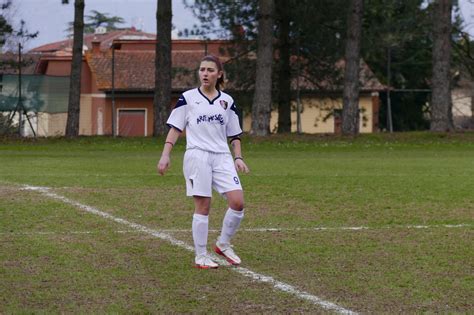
[3,224,470,237]
[22,185,356,315]
[160,224,471,233]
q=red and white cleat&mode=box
[195,254,219,269]
[214,242,241,265]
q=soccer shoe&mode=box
[195,254,219,269]
[214,241,241,265]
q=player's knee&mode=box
[195,203,210,214]
[229,200,244,211]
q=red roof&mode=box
[295,59,386,92]
[87,48,385,93]
[86,49,206,92]
[29,29,155,54]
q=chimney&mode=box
[91,40,101,55]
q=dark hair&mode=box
[200,55,225,90]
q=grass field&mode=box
[0,132,473,313]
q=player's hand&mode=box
[235,159,249,173]
[157,155,170,175]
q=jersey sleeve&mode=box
[166,94,188,132]
[226,103,243,137]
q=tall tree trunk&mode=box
[342,0,363,135]
[251,0,274,136]
[153,0,172,136]
[430,0,453,131]
[65,0,84,137]
[276,0,291,133]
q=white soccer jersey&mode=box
[166,88,242,153]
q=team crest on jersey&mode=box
[219,100,228,110]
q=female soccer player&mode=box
[157,55,249,269]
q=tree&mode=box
[250,0,274,136]
[342,0,363,135]
[65,10,125,34]
[430,0,454,131]
[275,0,291,133]
[63,0,84,137]
[153,0,172,136]
[0,1,13,49]
[362,0,432,131]
[85,10,125,31]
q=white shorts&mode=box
[183,148,243,197]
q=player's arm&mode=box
[230,136,249,173]
[157,127,181,176]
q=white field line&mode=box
[2,224,470,237]
[161,224,471,233]
[22,185,356,315]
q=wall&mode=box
[36,112,67,137]
[79,94,93,135]
[243,95,375,134]
[45,59,91,93]
[452,87,473,129]
[90,94,154,136]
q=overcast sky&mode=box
[9,0,474,52]
[13,0,201,51]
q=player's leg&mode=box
[214,189,244,265]
[184,149,218,269]
[192,196,218,269]
[211,154,245,265]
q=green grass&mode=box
[0,132,473,313]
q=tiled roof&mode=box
[86,49,205,91]
[29,29,155,53]
[294,59,386,92]
[87,49,385,93]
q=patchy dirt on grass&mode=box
[1,230,326,313]
[224,227,474,314]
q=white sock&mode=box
[192,213,209,257]
[219,208,244,245]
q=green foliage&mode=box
[65,10,126,34]
[0,0,13,46]
[362,0,432,131]
[182,0,258,40]
[362,0,469,131]
[185,0,471,131]
[289,0,347,87]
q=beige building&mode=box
[243,93,380,134]
[452,74,473,129]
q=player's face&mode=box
[199,61,222,89]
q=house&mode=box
[18,28,385,136]
[451,70,474,129]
